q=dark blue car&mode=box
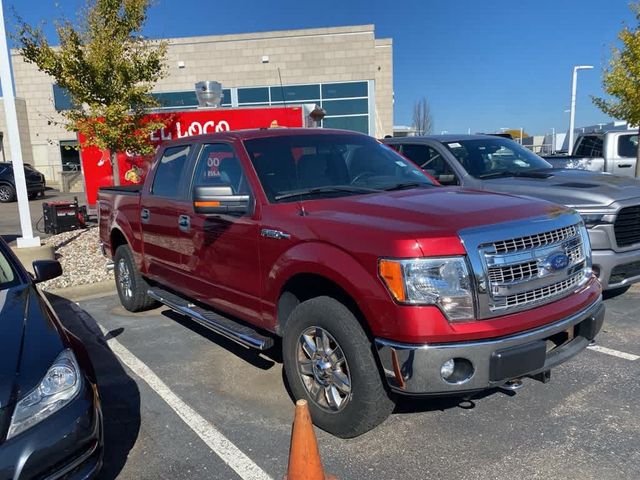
[0,238,102,478]
[0,162,47,203]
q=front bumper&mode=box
[375,298,605,395]
[592,248,640,290]
[0,378,103,480]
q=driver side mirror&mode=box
[32,260,62,283]
[437,174,458,185]
[193,185,251,215]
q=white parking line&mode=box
[587,344,640,361]
[99,325,273,480]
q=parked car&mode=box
[99,128,604,438]
[0,238,102,478]
[542,130,639,177]
[0,161,47,203]
[384,135,640,296]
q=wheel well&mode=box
[110,229,128,256]
[277,273,371,338]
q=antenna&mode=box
[278,67,287,109]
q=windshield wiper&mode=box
[274,186,380,201]
[479,169,554,179]
[383,181,432,191]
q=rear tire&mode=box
[282,296,395,438]
[0,184,15,203]
[114,245,158,312]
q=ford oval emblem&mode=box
[547,253,569,271]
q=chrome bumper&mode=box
[375,298,605,395]
[592,248,640,289]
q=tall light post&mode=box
[0,0,39,247]
[568,65,593,154]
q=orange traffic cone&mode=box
[284,399,337,480]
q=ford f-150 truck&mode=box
[542,130,639,177]
[385,135,640,296]
[99,128,604,438]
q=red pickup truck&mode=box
[99,128,604,437]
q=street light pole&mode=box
[568,65,593,155]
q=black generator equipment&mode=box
[42,198,87,235]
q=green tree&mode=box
[16,0,168,185]
[593,2,640,177]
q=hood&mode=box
[483,169,640,209]
[298,187,568,257]
[0,284,66,426]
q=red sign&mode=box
[80,106,306,207]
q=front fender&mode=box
[263,241,390,335]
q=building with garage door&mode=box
[0,24,393,190]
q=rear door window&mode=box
[618,134,638,158]
[151,145,192,198]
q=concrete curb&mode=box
[45,279,117,302]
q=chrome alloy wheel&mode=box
[0,186,11,202]
[297,326,352,412]
[117,258,133,299]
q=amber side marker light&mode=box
[194,201,221,207]
[379,259,406,302]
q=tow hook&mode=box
[503,378,524,390]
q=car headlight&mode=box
[7,349,82,440]
[379,257,475,321]
[578,212,616,227]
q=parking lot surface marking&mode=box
[587,344,639,361]
[99,325,274,480]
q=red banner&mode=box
[80,106,306,207]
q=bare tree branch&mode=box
[412,98,433,135]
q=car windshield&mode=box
[243,133,435,202]
[0,248,20,291]
[442,138,552,179]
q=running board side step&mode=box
[147,287,274,351]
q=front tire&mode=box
[114,245,157,312]
[282,296,395,438]
[0,184,15,203]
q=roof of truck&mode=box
[164,128,370,146]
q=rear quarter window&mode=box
[618,134,638,158]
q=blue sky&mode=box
[8,0,636,135]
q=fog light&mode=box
[440,359,455,379]
[440,358,475,384]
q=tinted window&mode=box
[574,136,604,157]
[53,84,75,111]
[193,144,249,194]
[322,99,368,116]
[153,91,198,108]
[321,82,368,99]
[243,134,434,202]
[0,249,19,290]
[400,144,458,184]
[322,116,369,134]
[443,138,551,178]
[618,134,638,158]
[270,84,320,103]
[152,145,191,197]
[238,87,270,104]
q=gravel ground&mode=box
[40,226,113,291]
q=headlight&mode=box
[7,349,82,440]
[578,212,616,227]
[379,257,475,321]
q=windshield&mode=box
[442,138,552,179]
[0,248,20,291]
[243,133,435,202]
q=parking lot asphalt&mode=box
[46,287,640,480]
[0,190,86,244]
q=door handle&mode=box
[141,208,150,222]
[178,215,191,232]
[619,164,632,168]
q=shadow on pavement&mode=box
[161,309,283,369]
[393,387,516,414]
[47,293,141,480]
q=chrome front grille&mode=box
[480,223,588,314]
[490,225,578,254]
